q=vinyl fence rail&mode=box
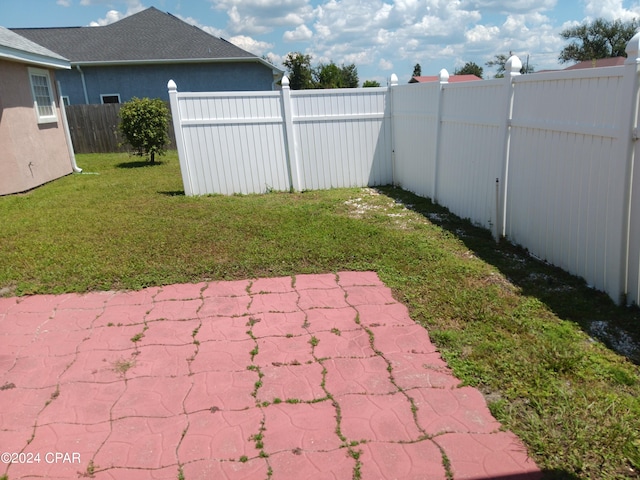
[168,32,640,307]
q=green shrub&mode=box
[119,97,170,163]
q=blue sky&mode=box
[3,0,640,84]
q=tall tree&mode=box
[362,80,381,87]
[283,52,314,90]
[314,62,359,89]
[454,62,483,78]
[559,18,640,63]
[412,63,422,77]
[340,63,359,88]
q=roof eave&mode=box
[0,45,70,69]
[72,57,283,73]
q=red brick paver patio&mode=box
[0,272,542,479]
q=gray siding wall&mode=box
[57,62,275,104]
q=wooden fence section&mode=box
[65,103,176,154]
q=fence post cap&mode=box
[505,55,522,77]
[439,68,449,84]
[625,31,640,64]
[390,74,398,86]
[167,79,177,91]
[282,75,290,88]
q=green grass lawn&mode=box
[1,151,639,479]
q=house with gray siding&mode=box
[12,7,282,105]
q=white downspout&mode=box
[76,65,89,104]
[57,80,82,173]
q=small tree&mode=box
[283,52,314,90]
[362,80,381,87]
[412,63,422,77]
[454,61,483,79]
[119,97,170,164]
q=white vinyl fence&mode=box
[168,33,640,306]
[168,78,392,195]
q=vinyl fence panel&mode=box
[390,81,441,199]
[291,88,392,190]
[169,88,290,195]
[436,79,508,230]
[504,67,634,298]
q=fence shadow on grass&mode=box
[158,190,185,196]
[377,186,640,366]
[116,160,164,168]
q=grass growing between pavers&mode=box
[1,151,639,479]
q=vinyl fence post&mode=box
[280,76,301,192]
[389,73,398,186]
[432,68,449,204]
[167,80,193,196]
[497,55,521,240]
[619,32,640,304]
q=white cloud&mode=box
[283,24,313,42]
[89,10,126,26]
[583,0,640,21]
[56,0,71,6]
[176,14,226,37]
[228,35,274,55]
[86,0,145,26]
[378,58,393,70]
[209,0,315,34]
[466,24,500,43]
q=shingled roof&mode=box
[0,26,69,69]
[11,7,261,65]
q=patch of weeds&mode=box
[348,447,363,480]
[106,322,114,327]
[246,317,261,327]
[330,328,341,336]
[249,345,259,360]
[273,398,282,404]
[191,324,201,346]
[238,455,249,463]
[45,385,60,406]
[130,324,148,343]
[177,466,185,480]
[130,332,144,343]
[441,450,453,480]
[0,382,16,391]
[82,460,96,478]
[285,398,301,404]
[309,336,319,347]
[113,358,135,375]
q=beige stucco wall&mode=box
[0,59,73,195]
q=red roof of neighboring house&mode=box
[563,56,626,70]
[409,74,482,83]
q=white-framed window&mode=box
[61,96,70,107]
[28,67,58,124]
[101,94,121,104]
